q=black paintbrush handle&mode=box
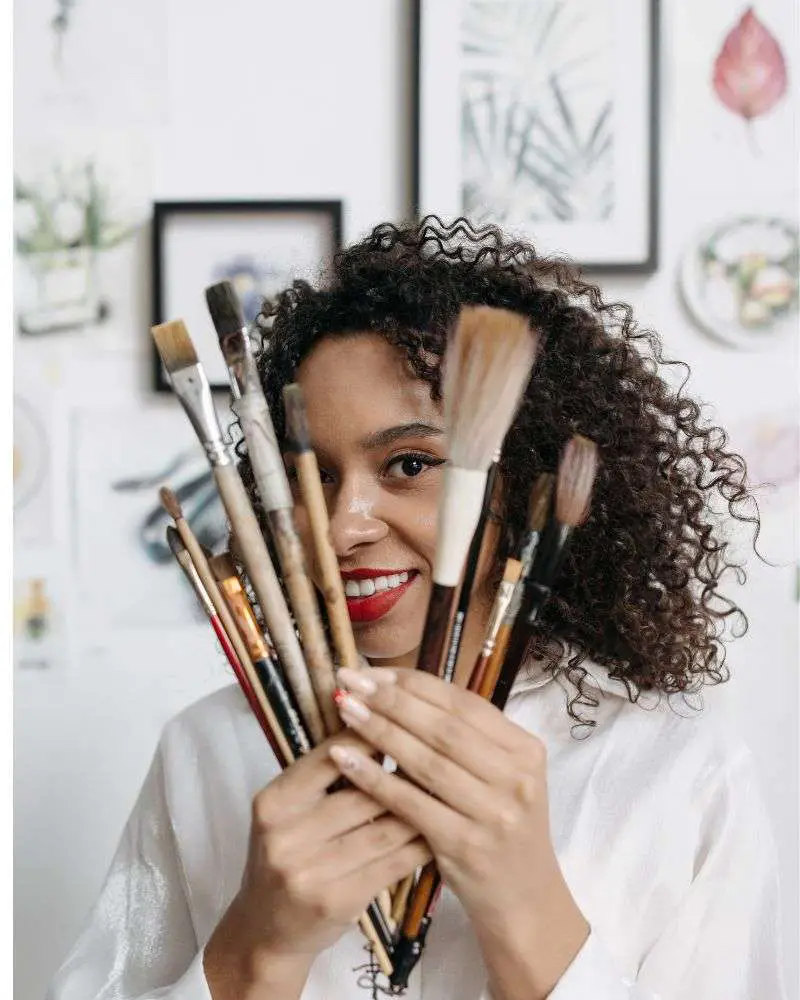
[491,520,573,708]
[417,582,457,676]
[490,580,550,710]
[252,656,312,759]
[442,461,499,682]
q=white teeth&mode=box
[343,572,414,598]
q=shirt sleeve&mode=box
[544,746,788,1000]
[45,742,214,1000]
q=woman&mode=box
[48,218,787,1000]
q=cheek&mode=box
[395,491,440,570]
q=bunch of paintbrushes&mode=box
[151,288,599,990]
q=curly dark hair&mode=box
[242,216,759,730]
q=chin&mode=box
[352,620,423,666]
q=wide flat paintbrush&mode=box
[415,306,538,679]
[151,319,326,746]
[491,436,598,710]
[161,488,293,766]
[209,553,312,760]
[205,282,340,736]
[166,526,275,744]
[283,383,361,674]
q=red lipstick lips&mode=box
[341,569,417,624]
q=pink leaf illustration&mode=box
[713,7,788,121]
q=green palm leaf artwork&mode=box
[461,0,615,225]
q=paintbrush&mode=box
[491,436,598,710]
[441,445,502,683]
[166,526,274,743]
[466,557,522,696]
[151,319,327,746]
[163,492,394,975]
[209,553,312,760]
[160,488,293,766]
[283,383,361,674]
[390,466,570,990]
[470,473,555,699]
[205,282,340,736]
[416,305,538,679]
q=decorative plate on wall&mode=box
[679,216,798,350]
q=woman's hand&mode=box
[330,666,590,1000]
[204,732,430,1000]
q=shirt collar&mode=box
[510,651,636,702]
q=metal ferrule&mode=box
[170,365,233,468]
[481,578,517,655]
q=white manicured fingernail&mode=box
[329,744,363,771]
[337,668,377,695]
[335,692,371,725]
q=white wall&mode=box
[14,2,798,999]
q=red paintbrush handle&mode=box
[209,615,283,762]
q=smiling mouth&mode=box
[341,570,418,624]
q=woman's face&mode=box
[290,332,493,671]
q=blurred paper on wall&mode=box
[14,130,151,343]
[14,0,168,127]
[72,407,230,630]
[14,562,63,671]
[13,358,58,547]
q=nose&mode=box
[327,476,389,558]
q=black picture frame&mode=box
[151,199,343,392]
[412,0,660,274]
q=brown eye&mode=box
[384,453,445,481]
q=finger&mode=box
[347,839,432,916]
[335,691,495,822]
[328,744,469,851]
[255,731,373,824]
[340,665,526,753]
[310,814,421,882]
[337,670,512,786]
[266,788,390,861]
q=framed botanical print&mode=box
[413,0,660,272]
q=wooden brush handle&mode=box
[417,583,456,675]
[212,462,326,745]
[176,520,294,765]
[268,509,341,736]
[391,872,415,927]
[476,623,513,700]
[208,616,275,749]
[295,452,360,672]
[398,861,439,945]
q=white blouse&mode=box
[46,662,788,1000]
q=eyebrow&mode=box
[359,422,444,450]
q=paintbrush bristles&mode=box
[160,486,183,521]
[555,436,599,527]
[528,473,555,532]
[208,552,238,581]
[151,320,199,373]
[166,524,186,560]
[283,384,312,453]
[205,281,247,337]
[444,306,538,470]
